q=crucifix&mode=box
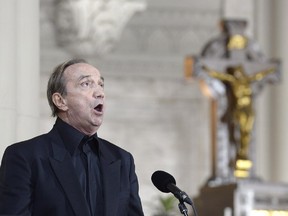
[185,19,281,183]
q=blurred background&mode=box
[0,0,288,215]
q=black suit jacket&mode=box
[0,123,144,216]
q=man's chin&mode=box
[92,119,103,128]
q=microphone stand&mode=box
[178,201,189,216]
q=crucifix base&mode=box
[193,180,288,216]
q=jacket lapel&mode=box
[99,141,121,216]
[49,135,91,216]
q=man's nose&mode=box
[97,91,105,98]
[93,86,105,98]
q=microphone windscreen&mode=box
[151,170,176,193]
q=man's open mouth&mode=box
[94,104,103,112]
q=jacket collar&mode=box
[48,126,91,216]
[48,121,122,216]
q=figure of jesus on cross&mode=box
[202,65,275,174]
[186,19,281,182]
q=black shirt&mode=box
[55,118,103,216]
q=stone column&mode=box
[269,0,288,182]
[0,0,39,159]
[254,0,274,180]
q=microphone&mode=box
[151,170,192,205]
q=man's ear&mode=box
[52,93,68,111]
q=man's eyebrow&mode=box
[77,75,104,82]
[78,75,91,81]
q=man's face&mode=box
[60,63,105,135]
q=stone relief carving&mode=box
[53,0,146,56]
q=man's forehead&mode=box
[64,63,101,77]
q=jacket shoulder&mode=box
[3,132,53,160]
